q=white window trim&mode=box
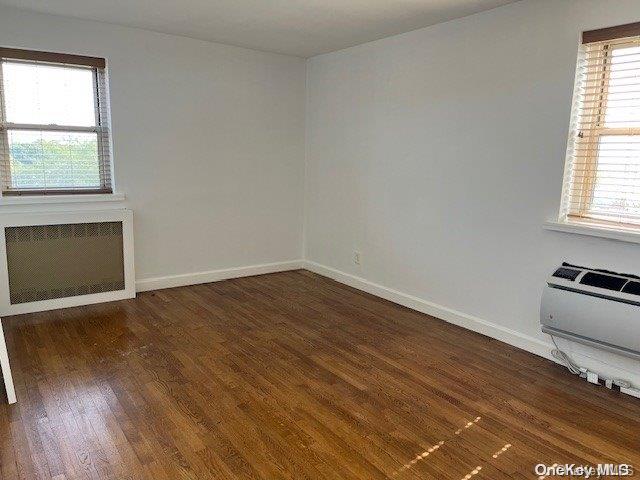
[544,218,640,244]
[0,192,124,206]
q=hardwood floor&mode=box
[0,270,639,479]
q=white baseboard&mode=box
[303,260,640,388]
[136,260,304,292]
[304,260,554,360]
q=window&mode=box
[0,48,112,195]
[560,22,640,229]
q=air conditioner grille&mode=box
[579,272,627,292]
[552,267,581,281]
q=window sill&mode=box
[0,192,125,206]
[544,220,640,245]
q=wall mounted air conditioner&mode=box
[541,263,640,360]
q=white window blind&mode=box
[0,48,112,195]
[561,23,640,228]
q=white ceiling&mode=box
[0,0,520,57]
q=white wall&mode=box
[2,0,640,386]
[0,6,306,285]
[305,0,640,384]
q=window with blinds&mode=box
[0,48,112,195]
[560,23,640,228]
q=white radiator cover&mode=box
[541,265,640,360]
[0,208,135,316]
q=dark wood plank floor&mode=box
[1,270,639,479]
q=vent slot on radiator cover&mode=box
[5,222,125,304]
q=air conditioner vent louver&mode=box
[579,272,626,291]
[552,267,581,281]
[622,281,640,296]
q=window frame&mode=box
[559,22,640,230]
[0,48,113,196]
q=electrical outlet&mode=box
[353,251,361,265]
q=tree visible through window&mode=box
[0,48,112,195]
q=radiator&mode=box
[0,209,135,315]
